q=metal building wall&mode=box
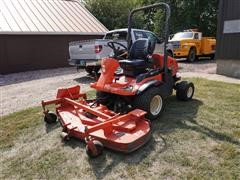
[216,0,240,78]
[216,0,240,59]
[0,35,102,74]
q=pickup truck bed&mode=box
[68,28,174,73]
[69,39,119,67]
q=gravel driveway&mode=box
[177,58,216,74]
[0,67,93,116]
[1,58,238,117]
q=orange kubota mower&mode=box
[42,3,194,157]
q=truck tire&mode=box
[187,47,196,62]
[133,87,164,120]
[85,66,100,74]
[93,66,101,74]
[85,66,94,74]
[210,54,215,60]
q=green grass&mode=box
[0,91,96,150]
[0,107,43,149]
[0,78,239,179]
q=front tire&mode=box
[133,87,164,120]
[176,81,194,101]
[96,91,113,106]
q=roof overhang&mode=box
[0,0,108,34]
[0,31,106,35]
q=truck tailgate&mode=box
[69,40,98,60]
[69,39,127,61]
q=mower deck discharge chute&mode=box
[42,3,195,157]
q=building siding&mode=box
[216,0,240,60]
[0,34,103,74]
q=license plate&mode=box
[86,61,98,66]
[96,59,101,65]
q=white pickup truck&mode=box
[68,28,174,74]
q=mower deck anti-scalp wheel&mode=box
[86,140,103,158]
[133,87,164,120]
[44,111,57,124]
[176,81,194,101]
[60,131,70,141]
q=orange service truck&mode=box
[169,29,216,62]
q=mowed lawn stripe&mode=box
[0,78,239,179]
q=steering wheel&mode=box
[107,41,128,59]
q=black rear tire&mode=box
[176,81,194,101]
[187,48,196,62]
[133,87,164,120]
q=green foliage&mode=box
[85,0,218,37]
[140,0,218,36]
[0,107,43,149]
[85,0,138,30]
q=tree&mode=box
[140,0,218,36]
[85,0,139,30]
[85,0,218,37]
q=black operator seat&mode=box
[119,38,156,77]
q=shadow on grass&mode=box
[62,137,86,150]
[157,97,203,134]
[45,121,61,133]
[48,96,239,179]
[159,96,240,146]
[87,136,167,180]
[184,123,240,145]
[87,96,239,179]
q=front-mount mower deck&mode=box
[42,3,195,157]
[42,85,151,157]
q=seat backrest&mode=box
[129,38,156,60]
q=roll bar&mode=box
[127,3,171,74]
